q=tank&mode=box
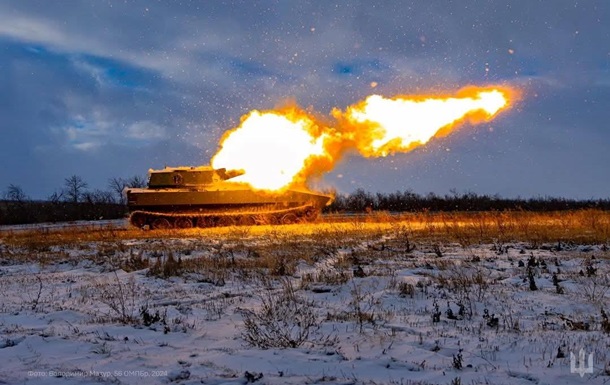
[125,166,333,229]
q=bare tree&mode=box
[127,175,147,188]
[108,177,127,204]
[4,184,28,203]
[63,175,88,203]
[83,189,115,204]
[48,190,64,204]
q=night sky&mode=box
[1,1,609,199]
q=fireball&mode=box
[211,108,332,191]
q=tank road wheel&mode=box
[196,217,212,228]
[255,214,276,225]
[217,216,236,227]
[267,214,280,225]
[130,212,147,228]
[175,217,193,229]
[238,215,256,226]
[281,213,298,225]
[304,207,319,222]
[252,214,267,225]
[151,217,172,230]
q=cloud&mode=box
[52,117,168,152]
[126,122,167,141]
[0,1,609,199]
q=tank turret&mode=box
[146,166,244,188]
[126,166,333,229]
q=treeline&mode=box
[0,175,145,225]
[3,181,610,226]
[325,188,610,213]
[0,201,127,225]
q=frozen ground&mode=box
[0,223,609,385]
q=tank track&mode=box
[129,203,320,230]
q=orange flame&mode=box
[211,85,515,191]
[341,87,511,157]
[211,107,334,190]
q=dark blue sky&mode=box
[1,1,609,199]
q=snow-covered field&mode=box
[0,221,609,384]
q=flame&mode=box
[211,85,515,191]
[211,107,333,190]
[341,87,511,157]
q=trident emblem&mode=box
[570,348,593,377]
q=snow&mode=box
[0,226,609,384]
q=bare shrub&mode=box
[389,223,417,253]
[325,284,383,330]
[301,269,350,288]
[576,273,609,304]
[527,267,538,291]
[431,258,453,271]
[148,251,182,278]
[9,273,52,312]
[91,341,112,356]
[432,243,444,258]
[267,254,296,276]
[398,282,415,298]
[29,274,44,311]
[181,251,232,286]
[559,315,590,331]
[452,349,464,370]
[431,300,441,323]
[122,249,149,272]
[437,264,491,319]
[203,297,233,321]
[241,279,329,348]
[349,282,377,332]
[499,303,521,332]
[140,306,164,326]
[602,308,610,334]
[94,272,139,324]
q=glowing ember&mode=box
[210,86,515,191]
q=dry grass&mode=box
[1,210,609,262]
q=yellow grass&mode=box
[1,209,609,252]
